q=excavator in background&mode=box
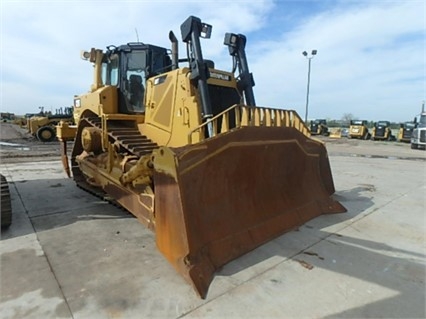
[371,120,395,141]
[309,119,329,136]
[57,16,346,298]
[28,107,73,142]
[348,120,370,140]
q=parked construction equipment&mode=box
[398,122,417,143]
[329,128,342,138]
[56,16,345,298]
[28,107,73,142]
[348,120,370,140]
[310,119,329,136]
[371,121,395,141]
[0,112,15,122]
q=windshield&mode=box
[419,114,426,128]
[314,119,325,124]
[124,51,147,112]
[351,120,364,125]
[127,51,146,71]
[102,56,119,86]
[377,121,389,127]
[404,122,416,129]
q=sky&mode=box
[1,0,425,122]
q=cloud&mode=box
[1,0,424,122]
[249,1,425,121]
[1,0,273,113]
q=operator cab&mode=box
[417,114,426,128]
[375,121,390,127]
[401,122,417,129]
[350,120,367,126]
[102,43,172,114]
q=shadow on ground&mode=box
[1,176,424,318]
[1,178,133,240]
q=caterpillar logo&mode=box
[209,72,231,81]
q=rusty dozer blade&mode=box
[152,126,346,298]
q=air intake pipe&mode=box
[169,31,179,70]
[224,33,256,106]
[180,16,213,119]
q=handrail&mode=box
[188,104,311,144]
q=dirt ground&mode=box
[0,122,424,165]
[0,123,61,163]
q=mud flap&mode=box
[152,126,346,298]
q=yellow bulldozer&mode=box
[57,16,345,298]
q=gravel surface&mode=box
[320,135,426,161]
[0,123,61,163]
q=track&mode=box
[1,174,12,228]
[85,117,157,156]
[70,117,158,204]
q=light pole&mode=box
[302,50,317,124]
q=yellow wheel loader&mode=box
[57,16,345,298]
[27,107,73,142]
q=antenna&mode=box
[135,28,140,43]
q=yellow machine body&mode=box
[27,108,73,142]
[329,128,343,138]
[348,120,370,140]
[397,122,416,143]
[57,16,345,298]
